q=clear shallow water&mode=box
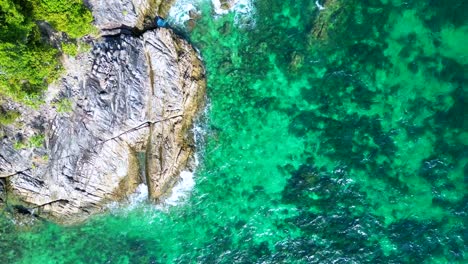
[1,0,467,263]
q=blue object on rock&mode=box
[156,16,168,28]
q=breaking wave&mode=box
[168,0,256,29]
[163,171,196,206]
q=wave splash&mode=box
[107,171,195,214]
[107,105,209,214]
[168,0,256,29]
[167,0,201,28]
[163,171,196,206]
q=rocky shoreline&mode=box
[0,0,205,224]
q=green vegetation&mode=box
[52,97,73,113]
[0,42,61,103]
[61,41,91,57]
[32,0,94,38]
[29,133,45,148]
[13,133,45,149]
[13,140,27,150]
[0,108,20,126]
[61,42,78,56]
[0,0,94,103]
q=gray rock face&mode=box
[0,27,205,223]
[88,0,175,30]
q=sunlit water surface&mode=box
[1,0,466,263]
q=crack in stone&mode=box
[0,153,13,167]
[100,115,183,144]
[31,199,70,210]
[46,115,183,163]
[99,23,160,38]
[0,168,31,179]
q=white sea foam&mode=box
[105,101,209,218]
[158,101,210,207]
[217,0,256,28]
[168,0,201,28]
[106,183,149,213]
[129,183,149,205]
[211,0,229,15]
[106,101,210,213]
[315,0,325,10]
[192,100,210,167]
[211,0,255,16]
[107,172,196,214]
[167,0,256,29]
[163,171,196,206]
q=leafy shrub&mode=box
[53,98,73,113]
[14,133,45,149]
[62,42,78,56]
[0,42,61,102]
[13,140,27,150]
[32,0,94,38]
[28,133,45,148]
[0,109,20,126]
[0,0,94,103]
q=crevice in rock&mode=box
[0,168,31,179]
[0,7,205,222]
[144,124,153,200]
[145,49,155,96]
[136,151,147,184]
[99,116,183,144]
[0,178,6,205]
[144,37,172,57]
[101,122,150,144]
[31,199,69,210]
[99,20,164,38]
[0,153,13,167]
[6,199,69,219]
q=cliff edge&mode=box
[0,0,205,223]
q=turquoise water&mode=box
[1,0,467,263]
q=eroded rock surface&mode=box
[0,23,205,223]
[88,0,175,30]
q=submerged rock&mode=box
[0,2,205,224]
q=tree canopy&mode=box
[0,0,93,103]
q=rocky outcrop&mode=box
[88,0,175,30]
[0,1,205,223]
